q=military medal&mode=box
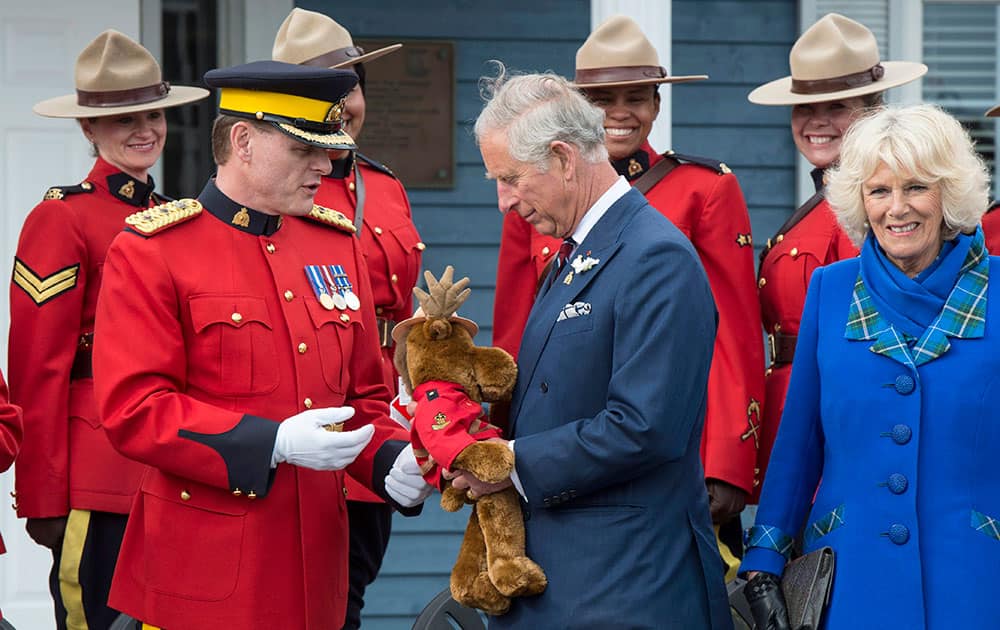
[305,265,337,310]
[320,266,349,310]
[331,265,361,311]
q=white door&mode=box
[0,3,141,627]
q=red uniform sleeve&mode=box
[9,199,87,517]
[0,371,23,473]
[691,173,766,494]
[493,212,540,358]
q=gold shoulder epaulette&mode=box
[306,204,356,234]
[125,199,203,236]
[42,181,94,201]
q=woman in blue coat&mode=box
[740,104,998,629]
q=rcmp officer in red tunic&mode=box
[92,61,434,630]
[748,13,926,502]
[272,10,425,627]
[10,30,207,629]
[493,15,764,570]
[981,104,1000,251]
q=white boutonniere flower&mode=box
[570,254,600,274]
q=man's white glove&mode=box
[384,444,434,507]
[271,407,374,470]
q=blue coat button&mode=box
[887,473,908,494]
[894,374,915,395]
[888,523,910,545]
[891,424,912,445]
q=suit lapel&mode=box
[510,189,643,428]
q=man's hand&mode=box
[384,444,434,507]
[26,516,68,550]
[706,478,747,523]
[444,469,513,500]
[744,571,791,630]
[272,407,374,470]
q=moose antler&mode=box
[413,265,471,320]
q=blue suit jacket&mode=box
[491,188,732,629]
[742,255,1000,629]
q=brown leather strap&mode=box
[302,46,366,69]
[633,154,679,194]
[759,190,826,268]
[77,82,170,107]
[376,317,396,348]
[768,332,797,366]
[71,350,92,380]
[575,65,668,85]
[791,64,885,95]
[352,158,366,236]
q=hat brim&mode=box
[275,122,356,150]
[391,315,479,345]
[33,85,210,118]
[572,74,708,89]
[748,61,927,106]
[329,43,402,69]
[986,104,1000,117]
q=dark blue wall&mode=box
[295,2,797,627]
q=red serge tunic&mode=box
[755,193,857,499]
[9,157,158,518]
[93,182,410,629]
[0,371,22,555]
[982,202,1000,253]
[493,142,765,494]
[314,152,423,502]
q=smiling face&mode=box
[244,126,332,216]
[791,97,868,169]
[480,130,581,239]
[583,86,660,160]
[863,161,945,277]
[81,109,166,181]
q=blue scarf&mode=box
[860,230,973,339]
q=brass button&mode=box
[542,246,551,256]
[375,306,384,315]
[181,490,191,501]
[348,181,356,192]
[266,243,276,254]
[391,274,398,283]
[340,313,350,323]
[284,290,294,302]
[374,226,383,235]
[758,277,767,288]
[776,234,784,243]
[775,323,782,332]
[298,342,308,354]
[231,312,243,323]
[416,242,426,251]
[790,247,799,257]
[248,491,257,499]
[343,487,348,497]
[81,182,93,190]
[765,367,773,376]
[232,489,242,497]
[304,397,313,408]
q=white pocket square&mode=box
[557,301,592,322]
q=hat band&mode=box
[790,63,885,95]
[574,65,667,85]
[301,45,366,68]
[76,81,170,108]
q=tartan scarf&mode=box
[845,227,988,367]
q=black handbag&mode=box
[727,546,835,630]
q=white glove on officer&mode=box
[271,407,374,470]
[384,444,435,507]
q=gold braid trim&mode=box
[306,204,356,234]
[125,199,203,236]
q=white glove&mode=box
[271,407,374,470]
[384,444,435,507]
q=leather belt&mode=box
[71,332,95,380]
[376,317,396,349]
[768,332,797,366]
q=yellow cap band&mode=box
[218,88,336,124]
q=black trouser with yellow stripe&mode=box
[49,509,127,630]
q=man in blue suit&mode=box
[451,67,732,629]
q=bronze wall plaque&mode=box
[354,39,454,188]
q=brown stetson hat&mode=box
[748,13,926,106]
[572,15,707,89]
[33,30,208,119]
[272,8,401,69]
[985,104,1000,117]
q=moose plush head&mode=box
[392,266,546,615]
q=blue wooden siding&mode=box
[673,0,799,261]
[294,1,589,627]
